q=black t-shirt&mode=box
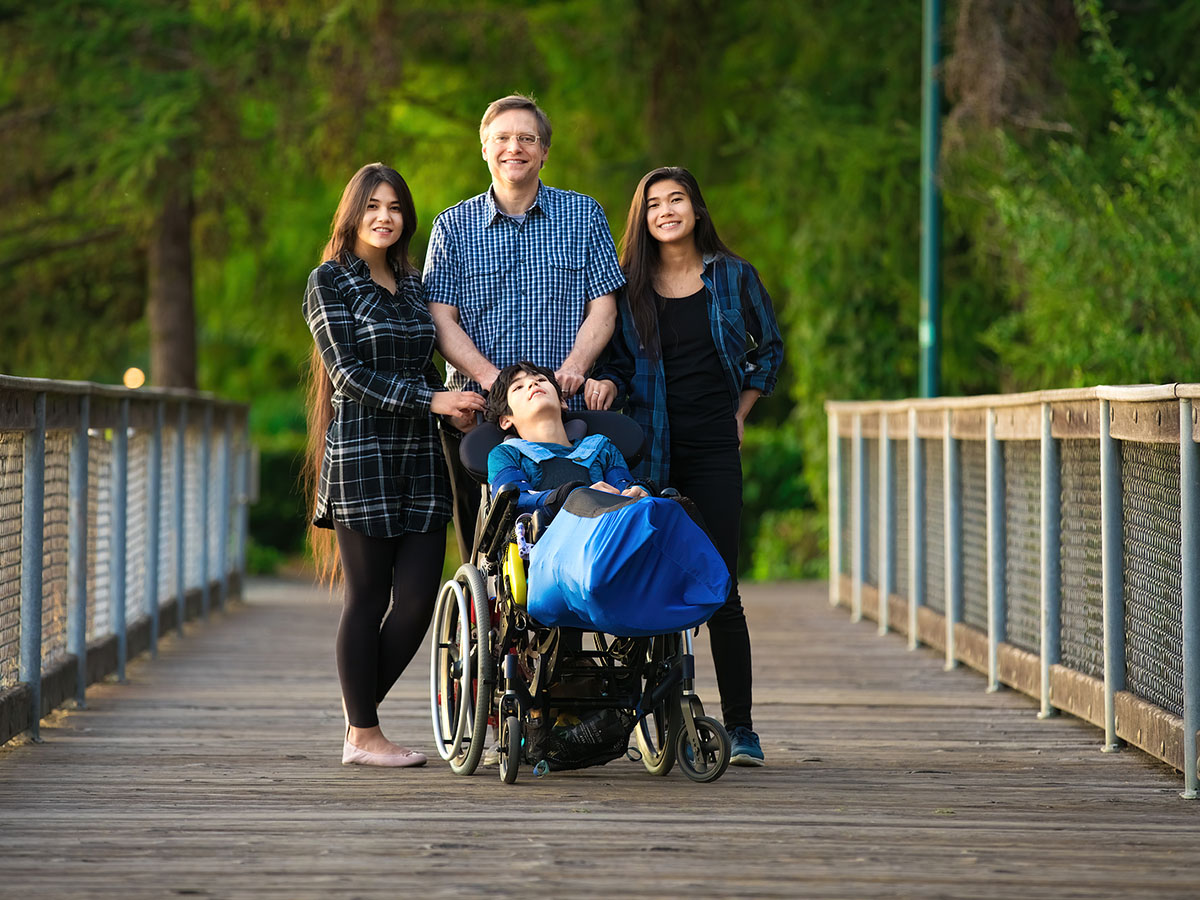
[657,287,737,446]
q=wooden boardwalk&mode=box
[2,578,1198,899]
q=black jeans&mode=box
[668,439,754,732]
[333,522,446,728]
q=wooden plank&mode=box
[1108,400,1180,444]
[993,404,1041,441]
[2,579,1200,899]
[1050,400,1101,439]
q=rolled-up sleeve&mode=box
[739,263,784,396]
[422,217,460,309]
[303,267,434,415]
[584,201,627,302]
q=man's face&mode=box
[499,369,564,434]
[482,109,549,193]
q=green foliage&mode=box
[975,0,1200,388]
[6,1,1200,579]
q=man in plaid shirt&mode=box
[424,94,626,560]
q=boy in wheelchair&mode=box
[485,361,650,516]
[428,362,733,782]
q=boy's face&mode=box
[499,369,565,434]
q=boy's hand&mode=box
[621,485,649,499]
[589,481,620,495]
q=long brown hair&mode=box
[303,163,419,582]
[618,166,737,357]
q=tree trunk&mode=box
[147,159,197,389]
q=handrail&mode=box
[828,384,1200,798]
[0,375,252,744]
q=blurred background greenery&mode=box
[3,0,1198,580]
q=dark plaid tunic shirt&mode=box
[304,255,452,537]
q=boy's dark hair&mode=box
[485,362,564,433]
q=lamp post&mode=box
[919,0,942,399]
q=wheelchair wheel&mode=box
[498,715,521,784]
[675,715,731,784]
[429,564,492,775]
[636,634,681,775]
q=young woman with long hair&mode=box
[585,166,783,766]
[303,163,485,767]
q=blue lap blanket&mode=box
[526,490,730,636]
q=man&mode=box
[424,94,626,561]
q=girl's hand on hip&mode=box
[584,378,616,410]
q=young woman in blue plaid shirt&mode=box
[304,164,485,767]
[586,167,784,767]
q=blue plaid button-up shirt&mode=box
[423,182,625,408]
[594,253,784,486]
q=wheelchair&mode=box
[428,410,732,784]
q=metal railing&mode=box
[827,385,1200,798]
[0,375,252,744]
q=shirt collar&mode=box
[345,252,402,281]
[484,182,550,227]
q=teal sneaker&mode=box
[729,726,765,767]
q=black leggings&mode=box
[334,522,446,728]
[668,439,753,732]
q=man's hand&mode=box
[555,363,587,398]
[584,378,616,411]
[621,485,649,499]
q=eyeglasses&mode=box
[488,132,541,146]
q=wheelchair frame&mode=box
[428,413,732,784]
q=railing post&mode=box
[199,404,212,620]
[174,402,187,635]
[110,397,129,683]
[20,392,47,742]
[945,409,962,670]
[879,419,894,635]
[986,408,1006,692]
[1039,402,1062,720]
[146,401,164,657]
[852,413,865,623]
[908,408,925,650]
[67,395,89,707]
[829,411,840,608]
[1180,399,1199,797]
[219,407,233,611]
[1100,398,1125,752]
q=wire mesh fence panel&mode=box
[924,438,946,615]
[0,435,23,691]
[184,429,202,591]
[125,432,150,624]
[1004,440,1042,653]
[86,432,112,643]
[866,437,879,588]
[40,432,71,668]
[1121,441,1184,717]
[961,439,987,631]
[1060,439,1104,678]
[207,432,223,588]
[839,437,851,576]
[158,429,178,607]
[894,439,909,601]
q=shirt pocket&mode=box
[548,246,587,305]
[460,257,505,317]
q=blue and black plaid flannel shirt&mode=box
[594,253,784,486]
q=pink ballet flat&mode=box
[341,737,427,768]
